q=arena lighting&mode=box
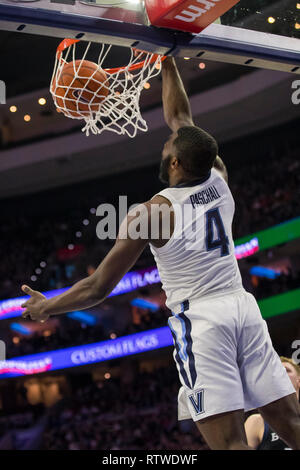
[0,266,160,321]
[250,266,281,280]
[144,82,151,89]
[0,327,173,378]
[235,217,300,254]
[24,114,31,122]
[131,298,159,312]
[9,106,17,113]
[0,218,299,322]
[38,98,46,105]
[268,17,276,24]
[10,323,31,335]
[1,288,300,379]
[234,238,259,260]
[67,311,98,326]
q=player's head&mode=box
[280,356,300,398]
[159,126,218,185]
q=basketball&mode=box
[51,59,109,118]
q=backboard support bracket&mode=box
[0,3,299,74]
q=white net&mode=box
[50,39,164,138]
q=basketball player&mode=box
[245,357,300,450]
[20,57,300,450]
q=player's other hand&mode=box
[133,48,148,59]
[21,285,49,323]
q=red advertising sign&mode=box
[145,0,240,34]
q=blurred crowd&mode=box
[0,366,209,450]
[252,269,300,300]
[43,367,208,450]
[231,150,300,237]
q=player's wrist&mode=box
[162,56,175,68]
[41,298,52,316]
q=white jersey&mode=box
[150,168,243,311]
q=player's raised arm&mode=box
[162,57,228,183]
[162,57,194,132]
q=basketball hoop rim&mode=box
[56,38,166,74]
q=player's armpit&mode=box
[168,116,194,133]
[213,155,228,183]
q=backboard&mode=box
[0,0,299,73]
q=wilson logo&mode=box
[175,0,220,23]
[0,80,6,104]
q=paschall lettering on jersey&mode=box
[190,185,221,208]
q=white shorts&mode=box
[168,288,295,422]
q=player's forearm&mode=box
[162,57,193,129]
[42,277,106,317]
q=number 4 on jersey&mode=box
[205,208,230,257]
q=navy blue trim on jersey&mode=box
[262,422,269,445]
[181,300,190,312]
[172,171,211,188]
[257,421,269,450]
[168,320,192,389]
[178,313,197,388]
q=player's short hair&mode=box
[280,356,300,376]
[174,126,218,177]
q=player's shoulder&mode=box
[150,194,173,207]
[127,196,173,221]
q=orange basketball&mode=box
[51,60,109,118]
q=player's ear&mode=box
[171,156,180,169]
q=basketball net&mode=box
[50,39,164,138]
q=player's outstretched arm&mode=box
[20,198,168,322]
[162,57,194,132]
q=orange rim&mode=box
[56,38,166,73]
